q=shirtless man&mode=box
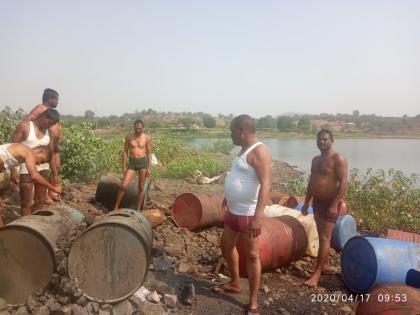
[302,129,348,287]
[22,88,61,202]
[114,119,152,211]
[11,109,60,215]
[0,143,62,217]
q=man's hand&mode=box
[301,202,309,216]
[328,204,338,218]
[249,216,263,238]
[221,198,228,212]
[146,168,151,178]
[10,168,19,185]
[52,185,63,195]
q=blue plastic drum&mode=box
[341,236,420,293]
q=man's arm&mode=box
[24,149,61,194]
[10,123,29,184]
[248,145,272,238]
[23,105,46,123]
[302,157,316,215]
[330,154,348,211]
[122,136,129,173]
[146,136,152,177]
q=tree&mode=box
[353,110,360,117]
[84,110,95,119]
[297,118,311,133]
[257,116,276,129]
[203,115,216,128]
[276,116,294,132]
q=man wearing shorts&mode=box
[0,144,62,216]
[214,115,272,315]
[11,109,60,215]
[114,119,152,211]
[22,88,61,202]
[302,129,348,287]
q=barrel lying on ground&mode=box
[172,192,225,230]
[237,215,308,276]
[95,175,150,210]
[341,236,420,293]
[264,205,319,257]
[0,206,84,304]
[356,285,420,315]
[68,209,152,303]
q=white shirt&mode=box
[224,142,262,216]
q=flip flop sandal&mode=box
[212,284,241,294]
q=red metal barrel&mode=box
[356,285,420,315]
[236,215,308,276]
[172,193,225,230]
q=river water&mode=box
[186,138,420,177]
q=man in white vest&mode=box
[213,115,272,315]
[11,108,60,215]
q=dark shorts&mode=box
[20,169,50,183]
[128,156,147,171]
[224,211,254,233]
[313,199,340,223]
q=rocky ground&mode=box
[0,159,360,315]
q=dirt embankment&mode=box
[1,159,358,315]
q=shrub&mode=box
[166,151,225,179]
[61,122,121,182]
[152,136,181,164]
[0,106,24,144]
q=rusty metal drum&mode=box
[95,175,150,210]
[0,206,84,304]
[237,215,308,276]
[172,193,225,230]
[356,285,420,315]
[67,209,152,303]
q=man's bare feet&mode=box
[304,272,321,287]
[308,265,337,275]
[212,282,241,294]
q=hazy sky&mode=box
[1,1,420,117]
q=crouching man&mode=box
[0,144,62,216]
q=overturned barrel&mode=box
[342,236,420,293]
[95,175,150,210]
[356,285,420,315]
[331,215,357,251]
[172,193,225,230]
[68,209,152,303]
[0,206,84,304]
[237,215,308,276]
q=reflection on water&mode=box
[186,138,420,176]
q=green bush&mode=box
[61,122,121,182]
[152,136,181,164]
[346,169,420,234]
[166,151,225,179]
[0,106,24,144]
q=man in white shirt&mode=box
[214,115,272,315]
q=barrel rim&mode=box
[67,220,151,304]
[172,192,202,229]
[341,236,379,293]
